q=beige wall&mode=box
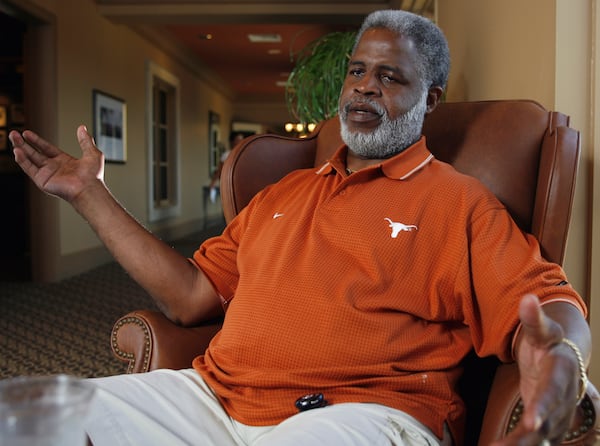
[555,0,596,384]
[439,0,599,384]
[21,0,233,277]
[440,0,556,104]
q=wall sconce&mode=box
[285,122,317,134]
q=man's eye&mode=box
[380,74,396,84]
[348,68,364,77]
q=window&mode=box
[147,62,180,221]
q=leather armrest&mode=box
[111,310,223,373]
[479,363,600,445]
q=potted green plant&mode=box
[285,31,357,125]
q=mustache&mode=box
[340,98,386,119]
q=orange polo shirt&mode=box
[192,138,585,443]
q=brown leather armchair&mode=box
[111,100,599,445]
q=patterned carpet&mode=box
[0,224,225,380]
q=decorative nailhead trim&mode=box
[507,395,596,442]
[111,316,152,373]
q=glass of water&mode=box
[0,374,95,446]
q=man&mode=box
[9,9,591,446]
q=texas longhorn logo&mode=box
[384,218,418,238]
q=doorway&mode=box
[0,11,29,280]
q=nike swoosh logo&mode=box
[273,212,285,219]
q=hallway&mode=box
[0,225,224,379]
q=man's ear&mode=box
[425,86,444,114]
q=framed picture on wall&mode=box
[93,89,127,163]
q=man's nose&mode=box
[354,73,381,96]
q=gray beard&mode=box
[339,92,428,159]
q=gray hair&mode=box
[355,10,450,90]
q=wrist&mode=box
[72,180,120,226]
[560,338,589,404]
[71,178,108,205]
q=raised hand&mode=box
[9,125,105,203]
[493,294,588,445]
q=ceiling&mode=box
[94,0,435,104]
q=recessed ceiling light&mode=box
[248,33,282,43]
[198,33,213,40]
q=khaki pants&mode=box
[86,368,447,446]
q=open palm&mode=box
[493,295,579,445]
[9,125,105,203]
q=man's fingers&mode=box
[519,294,561,346]
[496,406,571,446]
[519,294,543,330]
[12,147,40,179]
[9,130,48,169]
[9,129,35,155]
[8,129,23,146]
[21,130,62,157]
[77,125,97,153]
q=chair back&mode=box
[222,99,579,266]
[219,99,581,444]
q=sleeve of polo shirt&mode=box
[190,193,260,304]
[463,204,586,362]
